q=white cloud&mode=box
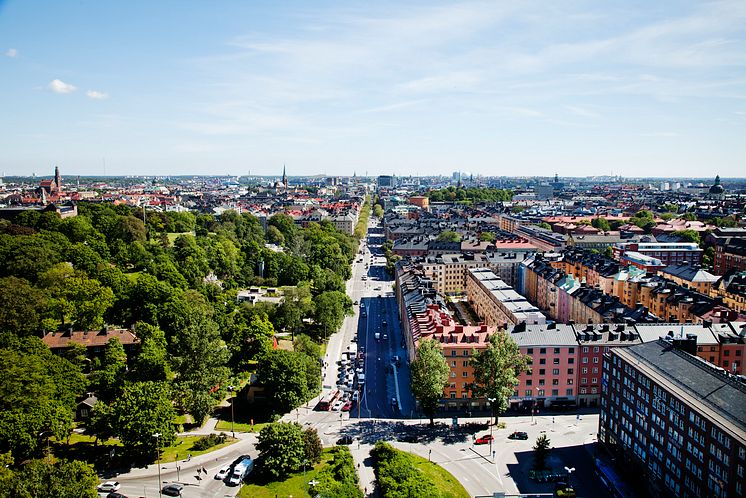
[86,90,109,100]
[5,48,17,57]
[48,79,77,94]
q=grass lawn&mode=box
[165,231,195,244]
[238,449,334,498]
[159,435,238,463]
[214,419,269,433]
[409,452,470,498]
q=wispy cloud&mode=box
[564,105,601,118]
[48,79,77,94]
[5,48,17,58]
[86,90,109,100]
[640,131,679,138]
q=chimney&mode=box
[673,334,698,355]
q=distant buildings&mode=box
[599,338,746,498]
[612,241,703,266]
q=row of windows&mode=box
[517,388,574,397]
[526,347,576,354]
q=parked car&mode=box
[337,435,354,445]
[215,465,231,480]
[228,457,254,486]
[332,400,345,411]
[508,431,529,440]
[161,483,184,496]
[106,493,128,498]
[475,434,494,445]
[397,434,419,443]
[352,391,359,402]
[97,482,120,493]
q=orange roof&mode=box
[42,329,140,349]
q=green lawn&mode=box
[159,435,238,463]
[165,231,195,244]
[409,452,470,498]
[214,419,269,433]
[238,449,334,498]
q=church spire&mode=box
[282,164,288,190]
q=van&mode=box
[374,332,380,340]
[358,373,365,385]
[228,457,254,486]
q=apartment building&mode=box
[599,339,746,498]
[612,241,703,266]
[466,268,546,326]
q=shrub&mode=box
[313,447,362,498]
[372,441,441,498]
[191,433,227,451]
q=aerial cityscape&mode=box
[1,2,745,498]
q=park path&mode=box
[350,443,378,497]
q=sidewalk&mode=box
[350,443,378,497]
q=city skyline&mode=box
[1,0,745,177]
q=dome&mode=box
[709,175,724,194]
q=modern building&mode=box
[377,175,395,188]
[599,338,746,498]
[613,241,703,266]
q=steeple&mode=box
[54,165,62,192]
[282,164,288,190]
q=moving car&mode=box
[106,493,128,498]
[508,431,529,440]
[161,483,184,496]
[475,434,494,445]
[352,391,359,402]
[215,465,231,480]
[97,482,121,493]
[397,434,419,443]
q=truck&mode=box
[228,456,254,486]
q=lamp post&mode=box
[564,466,576,491]
[153,432,162,497]
[486,397,496,455]
[228,385,236,438]
[428,449,432,462]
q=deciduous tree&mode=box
[410,339,450,427]
[256,422,306,479]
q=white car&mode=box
[332,400,345,411]
[215,465,231,480]
[97,481,121,493]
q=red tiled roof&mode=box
[42,329,140,349]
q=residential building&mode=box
[42,327,140,359]
[466,268,546,326]
[599,339,746,498]
[613,241,703,266]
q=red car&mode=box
[341,401,353,412]
[475,434,494,445]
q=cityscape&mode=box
[1,2,745,498]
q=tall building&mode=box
[599,338,746,498]
[378,175,395,188]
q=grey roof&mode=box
[510,324,578,347]
[633,323,718,345]
[659,264,718,283]
[615,340,746,441]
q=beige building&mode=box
[418,251,534,295]
[466,268,546,327]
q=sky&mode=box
[1,0,745,178]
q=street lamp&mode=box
[532,388,538,425]
[153,432,162,498]
[486,397,496,455]
[564,466,576,489]
[228,385,236,438]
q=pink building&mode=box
[509,324,579,411]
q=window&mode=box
[594,346,600,353]
[525,390,532,397]
[540,348,546,354]
[582,346,589,353]
[593,357,599,364]
[568,379,573,385]
[553,358,560,365]
[539,379,545,386]
[582,357,589,364]
[463,392,469,399]
[551,389,559,396]
[526,379,533,386]
[539,359,546,365]
[451,372,456,378]
[568,368,574,375]
[537,389,545,396]
[568,347,575,354]
[568,358,575,364]
[462,361,469,367]
[566,388,573,396]
[582,378,587,384]
[450,392,456,398]
[724,350,730,356]
[592,378,598,384]
[582,367,588,374]
[552,379,559,386]
[451,361,456,367]
[553,369,560,375]
[527,348,534,354]
[463,350,469,356]
[593,367,598,374]
[539,369,545,375]
[554,347,560,354]
[451,350,456,356]
[462,372,468,377]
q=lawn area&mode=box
[165,231,195,244]
[159,434,238,463]
[238,449,334,498]
[214,419,269,433]
[409,452,470,498]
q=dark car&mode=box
[475,434,494,445]
[397,434,419,443]
[107,493,128,498]
[508,431,529,440]
[161,483,184,497]
[337,435,354,445]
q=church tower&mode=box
[54,165,62,192]
[282,164,288,191]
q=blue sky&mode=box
[1,0,744,178]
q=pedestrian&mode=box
[553,417,555,424]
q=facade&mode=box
[466,268,546,326]
[613,241,703,266]
[713,238,746,276]
[599,339,746,498]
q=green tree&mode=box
[313,291,352,339]
[303,427,322,465]
[276,285,312,338]
[536,222,552,230]
[681,212,697,221]
[2,458,98,498]
[131,323,171,382]
[469,331,530,425]
[410,339,450,426]
[478,232,496,242]
[111,381,176,460]
[0,277,47,338]
[88,337,127,403]
[39,263,115,330]
[533,434,551,470]
[256,422,306,479]
[256,350,313,413]
[293,334,321,361]
[436,230,460,243]
[373,204,384,218]
[313,446,363,498]
[229,311,275,366]
[672,229,701,245]
[591,217,610,231]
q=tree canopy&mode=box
[410,339,450,426]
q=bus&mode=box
[317,389,340,411]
